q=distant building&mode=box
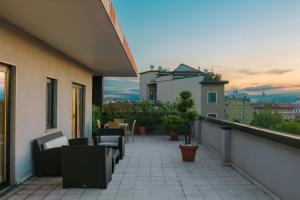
[293,97,300,119]
[225,92,254,124]
[253,102,295,120]
[140,64,229,119]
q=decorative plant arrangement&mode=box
[161,114,184,140]
[177,91,199,162]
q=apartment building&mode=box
[0,0,137,189]
[225,92,254,124]
[254,102,295,120]
[140,64,228,119]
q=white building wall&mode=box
[156,76,204,113]
[139,71,157,100]
[0,20,93,184]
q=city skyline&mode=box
[106,0,300,99]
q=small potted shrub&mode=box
[161,114,184,140]
[136,112,148,135]
[177,91,199,162]
[135,101,152,135]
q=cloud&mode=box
[241,85,284,92]
[238,69,293,75]
[238,70,260,75]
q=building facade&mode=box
[140,64,228,119]
[0,0,137,189]
[225,92,254,124]
[253,103,295,120]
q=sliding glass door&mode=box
[72,83,84,139]
[0,65,9,188]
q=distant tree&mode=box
[273,121,300,136]
[250,110,283,129]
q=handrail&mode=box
[200,116,300,149]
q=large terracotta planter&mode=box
[169,131,178,140]
[138,127,146,135]
[179,144,199,162]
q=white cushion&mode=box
[101,136,119,143]
[43,136,69,150]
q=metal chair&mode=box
[126,120,136,142]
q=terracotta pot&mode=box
[170,131,178,140]
[138,126,146,135]
[179,144,199,162]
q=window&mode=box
[207,113,217,118]
[207,92,217,104]
[46,78,57,129]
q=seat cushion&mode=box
[100,136,119,143]
[44,136,69,150]
[98,142,118,147]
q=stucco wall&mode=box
[156,76,203,113]
[0,20,93,183]
[200,84,226,119]
[139,72,157,100]
[231,130,300,200]
[199,119,300,200]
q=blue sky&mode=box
[105,0,300,99]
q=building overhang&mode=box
[0,0,137,77]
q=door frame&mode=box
[0,63,11,190]
[72,83,85,139]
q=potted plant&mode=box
[177,91,199,162]
[161,114,184,140]
[135,100,152,135]
[136,112,147,135]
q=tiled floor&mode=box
[4,135,273,200]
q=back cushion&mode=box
[101,136,119,143]
[44,136,69,150]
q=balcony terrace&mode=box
[3,135,274,200]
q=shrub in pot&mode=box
[161,114,184,140]
[177,91,199,161]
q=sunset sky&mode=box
[105,0,300,97]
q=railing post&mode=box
[220,125,231,166]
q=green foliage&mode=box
[250,110,283,129]
[92,105,102,132]
[177,91,198,123]
[273,122,300,136]
[161,114,184,132]
[204,72,222,81]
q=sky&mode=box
[105,0,300,98]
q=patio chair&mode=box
[93,128,125,159]
[126,120,136,142]
[97,119,101,128]
[33,131,88,176]
[61,145,112,189]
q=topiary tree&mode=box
[177,91,198,144]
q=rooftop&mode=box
[4,136,272,200]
